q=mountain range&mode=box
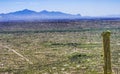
[0,9,81,21]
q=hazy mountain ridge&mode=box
[0,9,81,21]
[0,9,120,21]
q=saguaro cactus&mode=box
[102,31,112,74]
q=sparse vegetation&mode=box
[0,20,120,74]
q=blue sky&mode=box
[0,0,120,16]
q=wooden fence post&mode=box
[102,31,112,74]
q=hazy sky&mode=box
[0,0,120,16]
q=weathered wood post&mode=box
[102,31,112,74]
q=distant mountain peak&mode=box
[41,10,49,12]
[22,9,35,12]
[77,14,81,16]
[23,9,31,11]
[8,9,36,15]
[0,9,82,21]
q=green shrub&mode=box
[68,52,88,63]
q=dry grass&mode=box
[0,28,120,74]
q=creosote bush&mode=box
[68,52,88,63]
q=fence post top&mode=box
[102,30,111,37]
